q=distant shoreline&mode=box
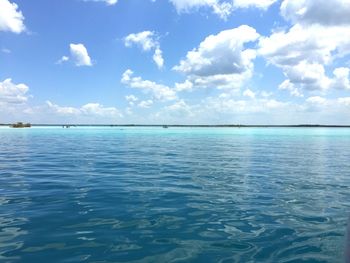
[1,124,350,128]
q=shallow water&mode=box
[0,127,349,262]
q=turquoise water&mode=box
[0,127,350,262]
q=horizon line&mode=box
[2,124,350,128]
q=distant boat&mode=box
[10,122,31,128]
[163,125,168,129]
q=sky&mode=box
[1,0,350,124]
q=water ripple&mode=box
[0,127,349,262]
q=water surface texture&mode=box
[1,127,350,262]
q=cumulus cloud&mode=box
[46,101,122,117]
[303,96,350,117]
[152,99,197,124]
[153,94,302,124]
[121,69,177,101]
[278,62,331,96]
[81,103,121,116]
[69,44,93,66]
[186,72,253,90]
[331,67,350,90]
[125,31,158,51]
[281,0,350,26]
[337,97,350,106]
[259,24,350,67]
[57,44,93,67]
[124,31,164,69]
[164,99,194,116]
[0,78,29,105]
[138,100,153,108]
[174,25,259,76]
[277,62,350,96]
[306,96,328,105]
[169,0,233,20]
[0,0,25,33]
[174,80,193,92]
[259,4,350,96]
[46,101,80,115]
[204,94,289,114]
[243,89,256,99]
[174,25,260,89]
[168,0,276,19]
[279,80,303,98]
[153,48,164,69]
[125,94,139,106]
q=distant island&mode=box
[10,122,31,128]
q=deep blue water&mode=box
[0,127,350,263]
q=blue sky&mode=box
[1,0,350,124]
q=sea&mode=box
[0,126,349,262]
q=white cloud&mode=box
[153,48,164,69]
[169,0,233,20]
[125,31,158,51]
[174,25,260,89]
[243,89,256,99]
[165,99,194,115]
[306,96,328,105]
[125,95,139,106]
[261,91,273,98]
[0,0,25,33]
[46,101,122,117]
[257,0,350,96]
[46,101,80,115]
[279,80,304,97]
[174,80,193,92]
[233,0,278,10]
[125,107,133,115]
[259,24,350,67]
[124,31,164,69]
[138,100,153,108]
[0,78,29,105]
[187,71,253,90]
[121,69,177,101]
[303,96,350,116]
[57,44,93,67]
[281,0,350,26]
[84,0,118,5]
[105,0,117,4]
[81,103,121,116]
[259,23,350,95]
[174,25,259,76]
[277,63,350,96]
[338,97,350,106]
[153,99,197,123]
[69,43,93,67]
[204,95,290,114]
[280,62,330,92]
[56,55,69,64]
[331,67,350,90]
[169,0,276,19]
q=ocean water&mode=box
[0,127,350,263]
